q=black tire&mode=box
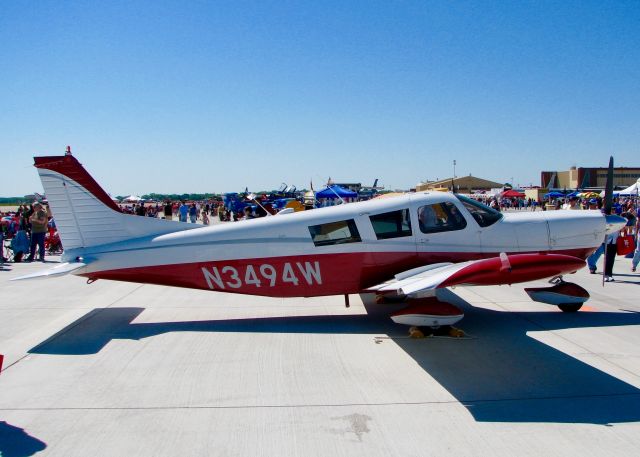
[558,303,583,313]
[375,293,407,304]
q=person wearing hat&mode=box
[26,202,48,262]
[587,198,599,210]
[562,196,582,210]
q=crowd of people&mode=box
[1,202,61,263]
[483,195,620,212]
[118,199,275,224]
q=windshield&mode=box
[454,194,503,227]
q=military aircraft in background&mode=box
[16,152,626,329]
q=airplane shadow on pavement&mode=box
[0,421,47,457]
[29,292,640,425]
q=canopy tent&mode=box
[578,191,600,199]
[315,185,357,199]
[501,189,525,198]
[543,191,565,199]
[565,191,580,198]
[599,190,631,197]
[123,195,142,202]
[617,181,640,196]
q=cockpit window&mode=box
[455,194,503,227]
[417,202,467,234]
[369,209,412,240]
[308,219,362,246]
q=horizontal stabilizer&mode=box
[11,262,87,281]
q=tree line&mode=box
[120,193,222,202]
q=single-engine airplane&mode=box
[16,152,626,328]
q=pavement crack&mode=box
[2,391,640,412]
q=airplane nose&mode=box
[605,214,627,234]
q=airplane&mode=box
[15,152,627,330]
[358,179,385,200]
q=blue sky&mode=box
[1,1,639,196]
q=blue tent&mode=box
[315,185,357,199]
[566,191,580,198]
[544,191,566,199]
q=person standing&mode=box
[189,203,197,223]
[243,206,255,220]
[27,202,48,262]
[164,201,173,220]
[563,196,581,210]
[178,201,189,222]
[632,209,640,273]
[603,230,620,282]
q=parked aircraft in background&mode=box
[16,153,626,328]
[358,178,385,200]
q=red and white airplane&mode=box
[17,153,626,328]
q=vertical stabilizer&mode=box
[34,154,196,250]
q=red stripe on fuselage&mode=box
[82,247,594,297]
[85,252,397,297]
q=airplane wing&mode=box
[366,253,586,297]
[11,262,87,281]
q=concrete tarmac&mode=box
[1,253,640,456]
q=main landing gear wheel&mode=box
[557,303,583,313]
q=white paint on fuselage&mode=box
[63,192,607,275]
[491,210,604,252]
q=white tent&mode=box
[123,195,142,202]
[617,180,640,196]
[602,179,640,197]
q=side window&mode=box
[417,202,467,234]
[369,209,412,240]
[308,219,362,246]
[454,194,503,227]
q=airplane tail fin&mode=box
[35,154,196,250]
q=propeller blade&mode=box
[604,156,614,215]
[602,156,615,287]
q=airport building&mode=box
[541,166,640,189]
[416,175,504,193]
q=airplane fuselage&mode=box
[63,193,604,297]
